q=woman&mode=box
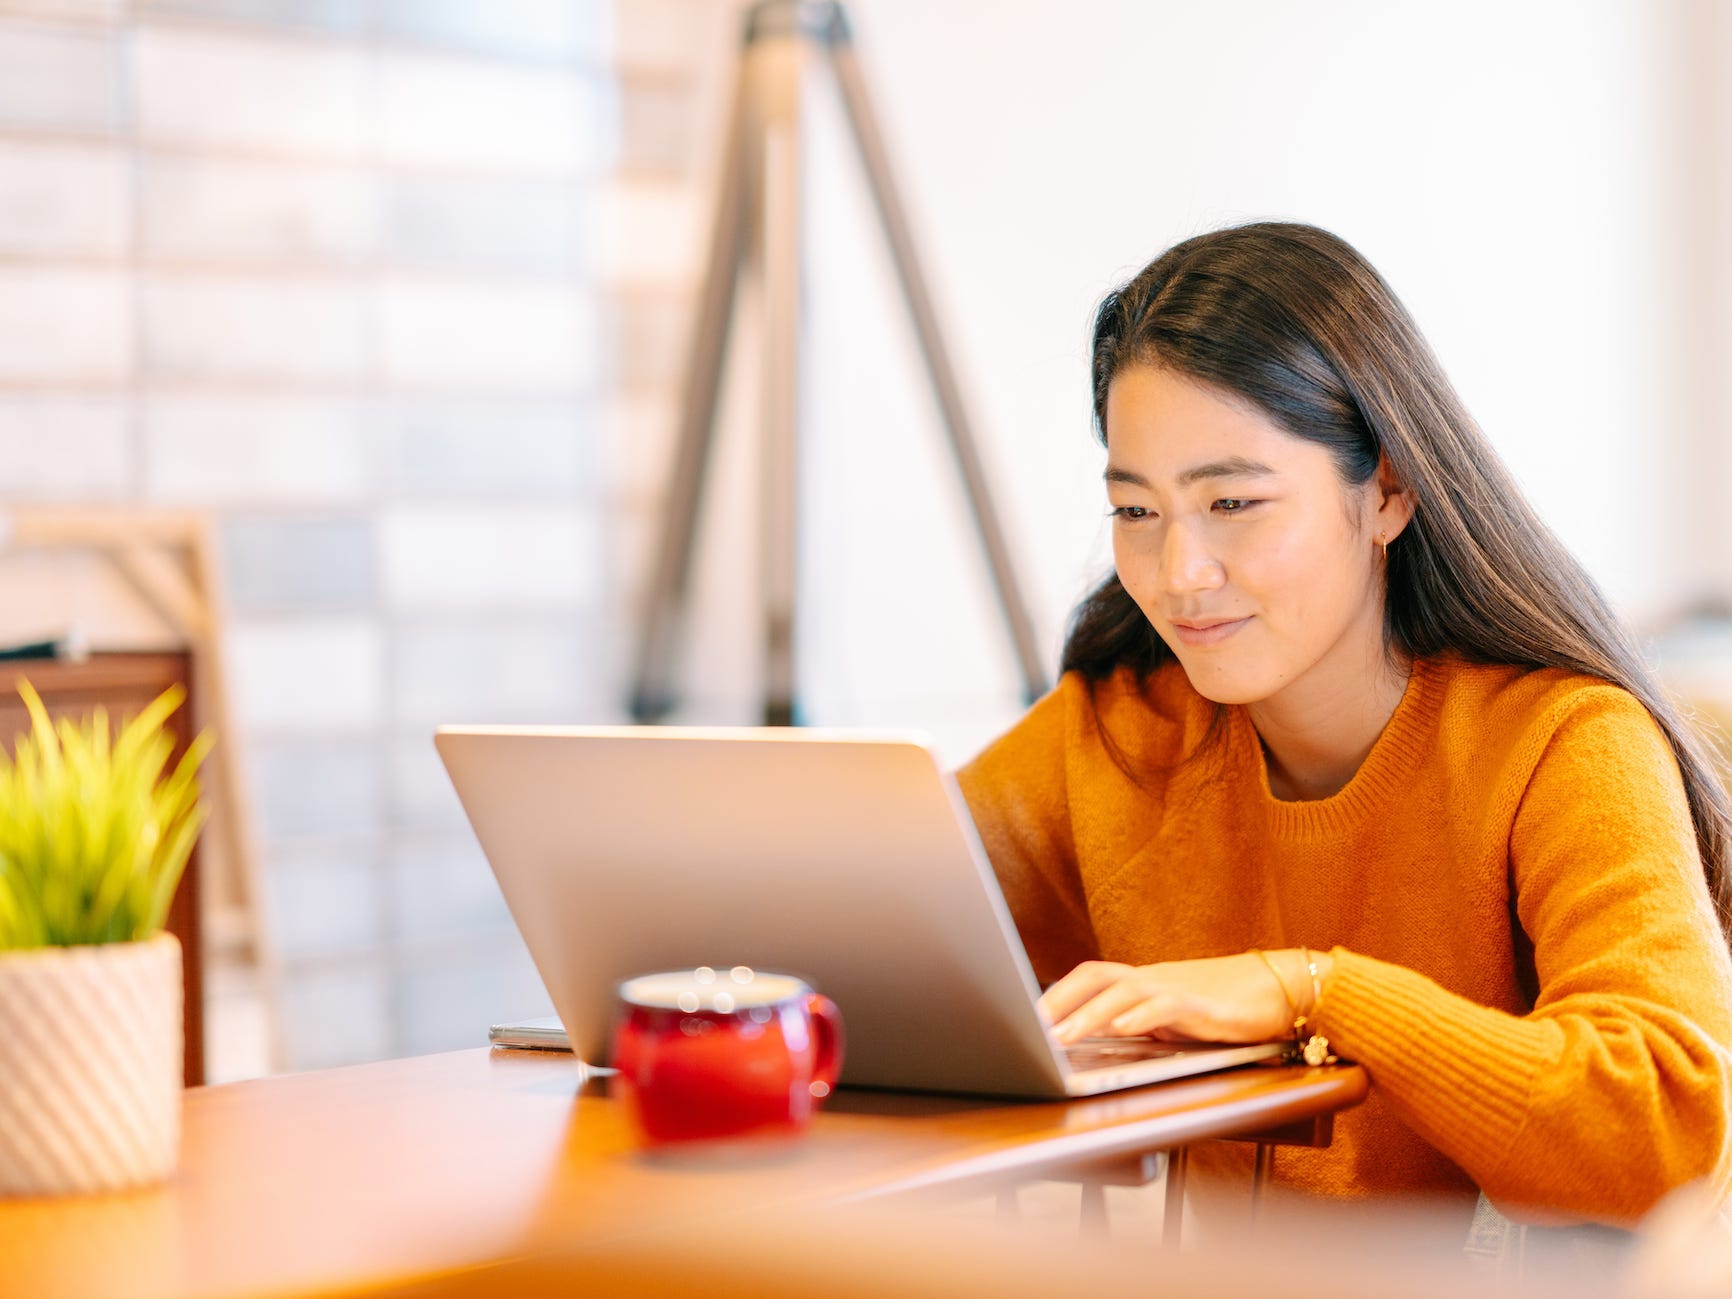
[958,222,1732,1231]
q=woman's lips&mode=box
[1168,616,1251,647]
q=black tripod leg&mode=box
[629,55,757,723]
[827,39,1050,706]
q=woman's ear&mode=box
[1374,454,1416,542]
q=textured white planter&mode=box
[0,933,182,1197]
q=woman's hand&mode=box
[1040,951,1327,1045]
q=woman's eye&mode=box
[1213,498,1256,513]
[1109,505,1150,521]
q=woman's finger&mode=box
[1107,995,1183,1037]
[1051,976,1161,1043]
[1038,961,1132,1025]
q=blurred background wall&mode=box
[0,0,1726,1075]
[0,0,734,1075]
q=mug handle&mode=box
[805,994,845,1099]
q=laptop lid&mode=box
[435,725,1278,1099]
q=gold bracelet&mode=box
[1302,947,1323,1014]
[1250,948,1306,1057]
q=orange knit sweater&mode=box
[957,654,1732,1229]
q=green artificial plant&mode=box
[0,681,211,951]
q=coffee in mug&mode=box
[610,967,844,1145]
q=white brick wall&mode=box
[248,736,383,839]
[381,175,588,275]
[378,505,605,608]
[3,1,125,20]
[383,398,597,496]
[0,142,129,258]
[228,616,387,733]
[139,157,378,265]
[392,941,551,1057]
[135,27,368,156]
[375,277,601,391]
[377,49,610,175]
[385,834,511,943]
[263,841,388,960]
[390,619,612,724]
[141,397,375,503]
[388,735,468,831]
[221,514,378,612]
[142,275,368,383]
[375,0,605,64]
[0,22,122,132]
[0,0,719,1075]
[0,269,131,382]
[0,396,131,497]
[136,1,365,32]
[273,957,392,1071]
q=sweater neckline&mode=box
[1229,655,1446,838]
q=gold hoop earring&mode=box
[1380,536,1388,560]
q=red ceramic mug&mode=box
[610,967,845,1146]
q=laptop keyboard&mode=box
[1063,1038,1190,1071]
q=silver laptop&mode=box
[435,725,1283,1098]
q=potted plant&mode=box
[0,679,210,1196]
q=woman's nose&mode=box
[1160,520,1225,595]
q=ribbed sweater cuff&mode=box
[1318,948,1556,1181]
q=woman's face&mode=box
[1104,363,1398,710]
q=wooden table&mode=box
[0,1048,1368,1299]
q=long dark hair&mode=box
[1063,221,1732,936]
